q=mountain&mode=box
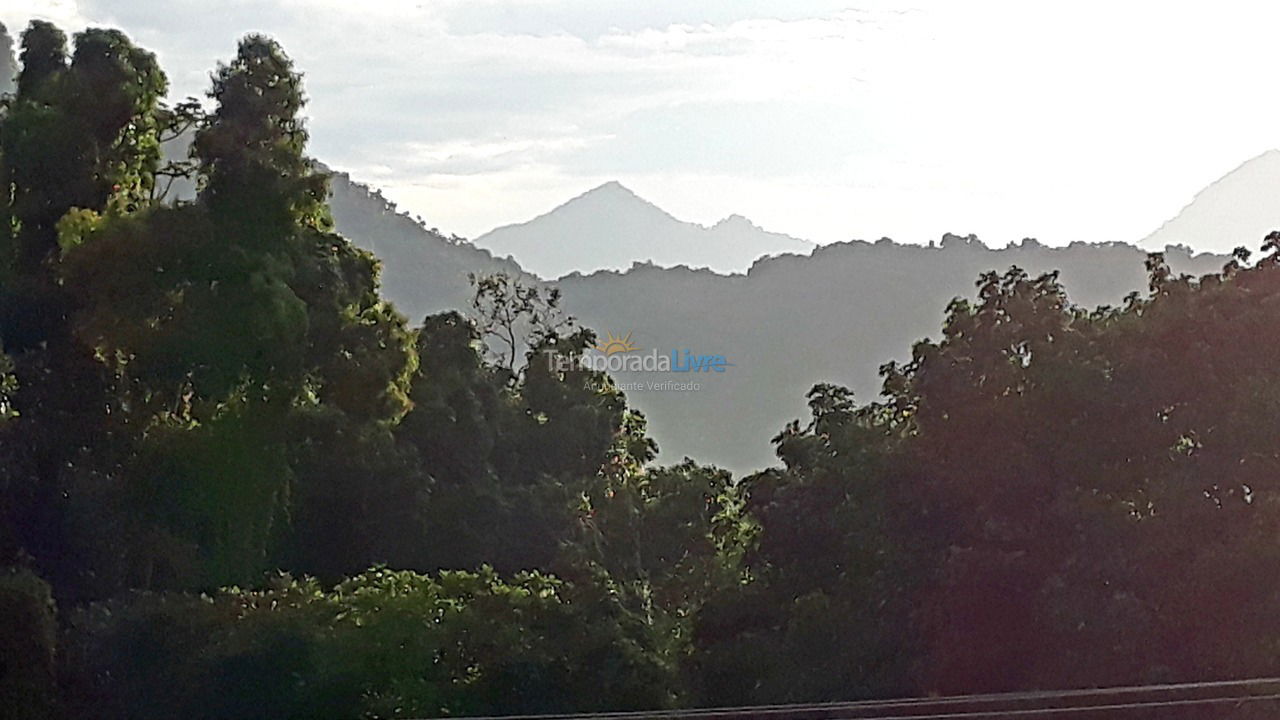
[327,172,527,319]
[1143,149,1280,251]
[472,181,815,278]
[554,237,1226,474]
[323,170,1240,475]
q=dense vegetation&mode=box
[2,20,1280,720]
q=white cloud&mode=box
[4,1,1280,252]
[0,0,91,35]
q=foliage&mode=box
[692,247,1280,710]
[0,25,738,713]
[572,457,752,659]
[11,16,1280,720]
[1,26,417,594]
[395,302,632,574]
[61,567,675,719]
[0,20,169,601]
[0,342,14,424]
[862,249,1280,694]
[468,271,572,375]
[692,384,918,704]
[0,566,58,719]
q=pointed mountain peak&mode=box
[591,179,632,193]
[473,181,814,278]
[549,181,667,215]
[541,181,675,225]
[577,180,644,202]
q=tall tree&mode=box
[869,249,1280,694]
[54,35,417,589]
[0,27,416,594]
[0,22,167,600]
[397,301,628,574]
[692,384,918,705]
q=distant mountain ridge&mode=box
[554,236,1226,472]
[325,169,1233,473]
[1143,149,1280,251]
[327,172,526,318]
[473,181,815,278]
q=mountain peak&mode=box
[536,181,674,227]
[591,179,632,193]
[577,180,644,202]
[473,183,813,278]
[552,181,667,216]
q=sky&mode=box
[2,1,1278,251]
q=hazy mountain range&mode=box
[473,181,814,278]
[168,136,1275,474]
[321,160,1264,474]
[556,239,1225,473]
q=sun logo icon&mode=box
[593,330,639,355]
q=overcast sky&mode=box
[2,1,1278,250]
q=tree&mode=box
[396,305,626,574]
[861,249,1280,696]
[469,271,572,377]
[0,567,58,719]
[1,27,418,594]
[62,35,416,589]
[569,455,752,697]
[691,384,918,705]
[61,567,675,719]
[0,21,168,601]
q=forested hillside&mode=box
[320,171,1229,473]
[327,171,527,315]
[556,236,1227,471]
